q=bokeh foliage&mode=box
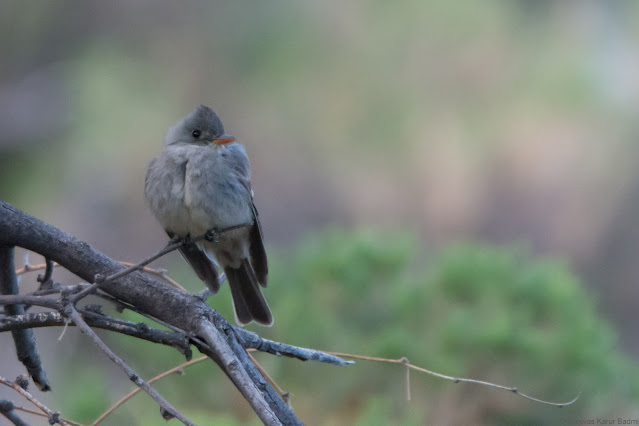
[59,230,638,425]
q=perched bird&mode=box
[144,105,272,326]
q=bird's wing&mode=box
[226,144,268,287]
[248,203,268,287]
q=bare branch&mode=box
[68,241,184,302]
[92,356,208,426]
[69,222,252,303]
[0,376,69,425]
[35,258,54,289]
[0,310,192,358]
[328,352,580,407]
[10,404,85,426]
[247,351,291,405]
[65,306,194,425]
[235,328,354,366]
[0,294,61,310]
[117,262,186,291]
[197,320,282,426]
[0,201,338,424]
[0,399,29,426]
[16,261,186,292]
[0,246,51,391]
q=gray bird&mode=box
[144,105,272,326]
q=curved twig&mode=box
[16,261,187,292]
[328,352,580,407]
[0,376,69,425]
[92,356,207,425]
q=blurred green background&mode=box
[2,0,639,424]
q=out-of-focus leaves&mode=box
[62,230,639,424]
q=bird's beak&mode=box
[209,134,236,145]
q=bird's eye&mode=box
[192,130,201,138]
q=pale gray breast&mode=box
[145,143,254,237]
[144,145,194,236]
[185,145,254,233]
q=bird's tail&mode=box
[225,259,273,326]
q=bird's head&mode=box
[165,105,236,146]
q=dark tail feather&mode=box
[249,204,268,287]
[225,259,273,326]
[178,243,220,293]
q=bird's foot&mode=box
[169,234,191,246]
[204,228,223,243]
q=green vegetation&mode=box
[60,230,639,425]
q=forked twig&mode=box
[65,307,194,426]
[197,320,281,426]
[16,261,186,292]
[0,247,51,391]
[118,262,185,291]
[9,404,86,426]
[327,352,580,407]
[0,399,29,426]
[95,351,293,425]
[248,351,291,405]
[70,223,252,303]
[1,202,303,424]
[0,376,72,425]
[92,356,208,425]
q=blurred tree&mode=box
[64,230,639,424]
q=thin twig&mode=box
[70,223,252,303]
[118,262,186,291]
[404,358,411,401]
[0,376,69,425]
[66,306,195,426]
[327,352,580,407]
[248,351,291,405]
[15,261,58,275]
[10,404,86,426]
[16,261,186,291]
[31,284,90,297]
[92,356,208,425]
[68,243,183,302]
[0,399,29,426]
[9,404,43,417]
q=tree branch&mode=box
[0,200,345,424]
[197,321,282,426]
[69,222,252,303]
[235,328,354,365]
[0,376,68,425]
[66,306,194,425]
[0,310,192,358]
[0,246,51,391]
[0,400,29,426]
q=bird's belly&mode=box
[153,181,196,236]
[146,153,253,238]
[185,164,253,233]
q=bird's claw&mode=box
[169,234,191,246]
